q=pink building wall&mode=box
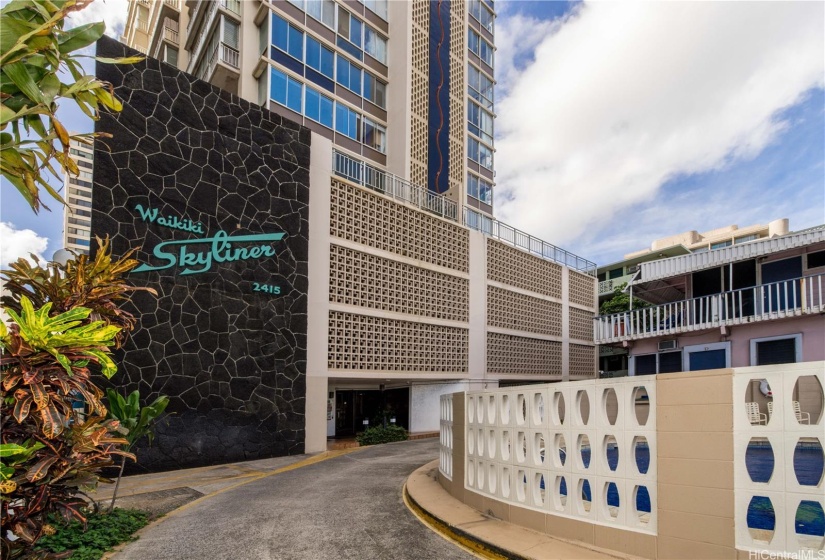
[630,314,825,369]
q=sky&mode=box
[1,0,823,268]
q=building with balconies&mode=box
[61,138,95,255]
[596,219,792,376]
[594,224,825,376]
[123,0,497,219]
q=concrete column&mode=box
[467,230,487,390]
[305,133,333,453]
[561,267,570,381]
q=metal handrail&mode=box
[594,272,825,343]
[464,207,598,275]
[332,150,459,222]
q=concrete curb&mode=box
[404,460,639,560]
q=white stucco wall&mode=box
[409,381,491,432]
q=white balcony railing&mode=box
[464,207,598,276]
[332,150,459,222]
[135,19,149,33]
[163,0,180,10]
[164,26,179,44]
[598,274,635,296]
[594,273,825,344]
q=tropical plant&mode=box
[599,282,654,316]
[355,425,409,446]
[105,390,169,512]
[0,0,140,213]
[0,242,155,559]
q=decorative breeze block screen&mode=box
[328,310,468,372]
[487,240,562,298]
[569,307,594,342]
[487,286,562,336]
[330,180,468,272]
[465,378,657,535]
[440,393,454,480]
[329,244,469,322]
[569,344,596,378]
[487,333,562,376]
[733,363,825,555]
[569,270,596,309]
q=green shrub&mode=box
[356,425,409,446]
[35,508,149,560]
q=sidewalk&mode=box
[91,450,352,518]
[405,460,640,560]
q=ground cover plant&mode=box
[35,508,149,560]
[356,425,409,446]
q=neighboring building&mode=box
[594,224,825,376]
[62,138,95,255]
[122,0,496,217]
[596,219,791,376]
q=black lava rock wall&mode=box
[92,36,310,472]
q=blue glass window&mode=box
[304,86,333,128]
[270,67,287,105]
[272,13,304,61]
[305,36,334,78]
[272,14,288,52]
[287,77,302,113]
[271,67,303,114]
[336,57,362,95]
[363,73,386,108]
[335,102,359,140]
[288,25,303,60]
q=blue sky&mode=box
[1,0,823,267]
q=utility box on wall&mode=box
[92,36,310,472]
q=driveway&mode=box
[115,438,474,560]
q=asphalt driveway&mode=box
[114,438,474,560]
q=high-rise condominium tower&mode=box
[62,138,95,255]
[122,0,496,216]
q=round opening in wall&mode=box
[517,394,527,426]
[554,391,566,425]
[487,429,496,460]
[534,433,546,465]
[577,390,590,425]
[795,500,825,550]
[556,434,567,467]
[793,438,824,487]
[577,479,592,514]
[477,429,485,457]
[502,467,511,499]
[501,430,511,461]
[745,437,775,484]
[633,485,651,523]
[792,376,824,425]
[501,395,511,424]
[604,481,620,519]
[633,386,650,425]
[516,431,527,463]
[634,436,650,475]
[555,476,568,509]
[578,434,591,469]
[533,473,546,507]
[468,397,475,424]
[747,495,776,544]
[533,393,545,425]
[487,395,496,424]
[605,435,619,471]
[488,463,497,495]
[467,429,475,455]
[516,469,527,503]
[603,388,618,425]
[477,461,485,491]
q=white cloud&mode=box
[67,0,129,39]
[0,222,49,268]
[494,2,825,252]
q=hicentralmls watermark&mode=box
[748,550,825,560]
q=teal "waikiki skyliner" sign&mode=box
[131,205,286,277]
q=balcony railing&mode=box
[135,19,149,33]
[163,26,179,44]
[464,207,598,276]
[163,0,180,9]
[201,42,240,81]
[599,274,635,296]
[332,150,459,222]
[594,273,825,344]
